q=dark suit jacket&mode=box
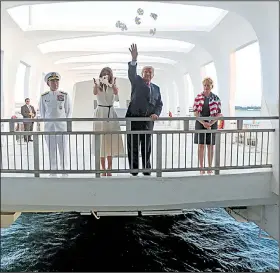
[21,105,36,121]
[126,62,163,118]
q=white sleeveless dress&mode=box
[92,87,124,157]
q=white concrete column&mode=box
[3,52,20,117]
[253,10,279,118]
[236,2,279,195]
[161,86,169,116]
[1,50,4,118]
[173,75,187,116]
[161,78,174,114]
[213,52,231,117]
[168,81,177,114]
[183,74,190,115]
[252,10,279,195]
[229,52,237,117]
[200,66,206,79]
[28,67,43,109]
[157,76,168,116]
[189,68,203,102]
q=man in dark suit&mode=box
[21,98,36,142]
[126,44,163,176]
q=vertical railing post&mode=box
[0,130,2,169]
[67,120,72,132]
[237,119,243,130]
[126,119,131,131]
[33,134,40,177]
[214,132,221,175]
[183,120,189,131]
[66,120,72,172]
[8,120,15,147]
[126,120,131,160]
[156,133,163,177]
[95,134,101,178]
[9,120,15,132]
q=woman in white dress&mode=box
[93,67,124,176]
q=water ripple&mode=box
[1,209,279,272]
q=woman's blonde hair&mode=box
[202,77,214,89]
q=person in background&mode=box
[126,43,163,176]
[21,98,36,142]
[39,72,72,177]
[12,113,24,143]
[217,113,225,129]
[92,67,124,176]
[193,77,221,175]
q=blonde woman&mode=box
[193,77,221,175]
[93,67,124,176]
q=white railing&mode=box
[0,116,277,177]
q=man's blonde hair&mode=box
[202,77,214,88]
[142,66,154,76]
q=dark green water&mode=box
[1,208,279,272]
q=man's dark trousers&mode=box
[127,120,154,174]
[23,121,34,142]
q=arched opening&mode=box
[234,41,261,117]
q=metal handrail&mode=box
[1,116,279,122]
[0,129,276,135]
[1,116,276,177]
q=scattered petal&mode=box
[115,20,121,28]
[150,13,158,20]
[135,16,141,25]
[149,28,156,36]
[137,8,144,15]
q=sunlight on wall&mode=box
[203,62,219,95]
[40,73,46,95]
[184,74,194,108]
[172,81,179,110]
[235,42,261,106]
[14,62,27,104]
[1,50,4,117]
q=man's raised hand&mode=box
[129,44,138,61]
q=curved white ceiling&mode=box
[3,1,258,83]
[7,1,228,32]
[37,35,195,54]
[55,53,177,65]
[70,63,163,71]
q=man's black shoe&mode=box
[143,172,151,176]
[131,173,138,176]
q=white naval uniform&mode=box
[39,90,72,170]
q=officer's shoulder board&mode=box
[60,91,68,95]
[41,91,49,96]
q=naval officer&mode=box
[39,72,72,176]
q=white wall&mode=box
[1,10,74,118]
[1,172,275,214]
[72,77,131,117]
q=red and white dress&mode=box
[193,92,221,145]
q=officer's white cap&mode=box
[44,72,61,83]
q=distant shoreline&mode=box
[235,106,261,111]
[189,106,261,113]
